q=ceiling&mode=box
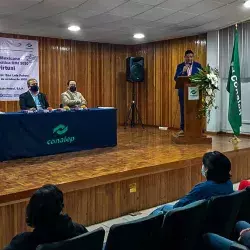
[0,0,250,44]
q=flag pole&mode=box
[234,22,240,147]
[227,21,242,148]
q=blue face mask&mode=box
[201,164,207,177]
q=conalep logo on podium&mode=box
[188,86,199,101]
[191,89,197,95]
[47,124,75,145]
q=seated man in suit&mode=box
[174,50,202,136]
[61,80,87,108]
[19,79,50,110]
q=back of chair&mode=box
[36,228,105,250]
[231,245,250,250]
[104,213,164,250]
[203,233,249,250]
[237,187,250,223]
[203,190,247,238]
[161,200,208,250]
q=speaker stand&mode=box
[124,82,144,129]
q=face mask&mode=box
[201,164,207,177]
[69,86,76,92]
[30,85,39,92]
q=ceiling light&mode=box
[244,0,250,8]
[68,25,81,32]
[133,33,145,39]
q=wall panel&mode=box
[0,33,206,127]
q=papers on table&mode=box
[98,107,115,109]
[159,127,168,131]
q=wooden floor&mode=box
[1,127,250,248]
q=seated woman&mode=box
[152,151,234,215]
[4,184,88,250]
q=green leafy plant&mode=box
[189,64,219,122]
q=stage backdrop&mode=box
[0,33,206,128]
[0,38,39,101]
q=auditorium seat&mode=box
[36,228,105,250]
[104,213,164,250]
[203,190,247,238]
[161,200,208,250]
[203,233,249,250]
[237,187,250,223]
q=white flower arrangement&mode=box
[189,64,219,122]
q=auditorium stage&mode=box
[1,127,250,247]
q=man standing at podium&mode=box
[174,50,201,136]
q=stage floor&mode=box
[2,127,250,248]
[1,127,250,204]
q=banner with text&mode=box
[0,38,39,101]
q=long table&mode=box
[0,108,117,161]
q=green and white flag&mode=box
[227,26,242,136]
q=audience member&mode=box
[4,184,87,250]
[152,151,234,215]
[204,221,250,249]
[239,180,250,190]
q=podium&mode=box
[172,76,212,144]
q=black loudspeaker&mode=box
[126,57,144,82]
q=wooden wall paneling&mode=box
[228,149,250,183]
[155,42,162,126]
[0,33,206,127]
[0,201,30,248]
[134,35,207,128]
[115,45,131,123]
[2,146,250,248]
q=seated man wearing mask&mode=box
[19,79,50,110]
[61,80,87,108]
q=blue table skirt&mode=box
[0,108,117,161]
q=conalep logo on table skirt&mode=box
[53,124,68,135]
[47,124,75,145]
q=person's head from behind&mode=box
[26,184,64,228]
[67,80,77,93]
[184,50,194,64]
[201,151,231,183]
[27,78,39,93]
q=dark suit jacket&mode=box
[19,91,49,110]
[174,61,202,96]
